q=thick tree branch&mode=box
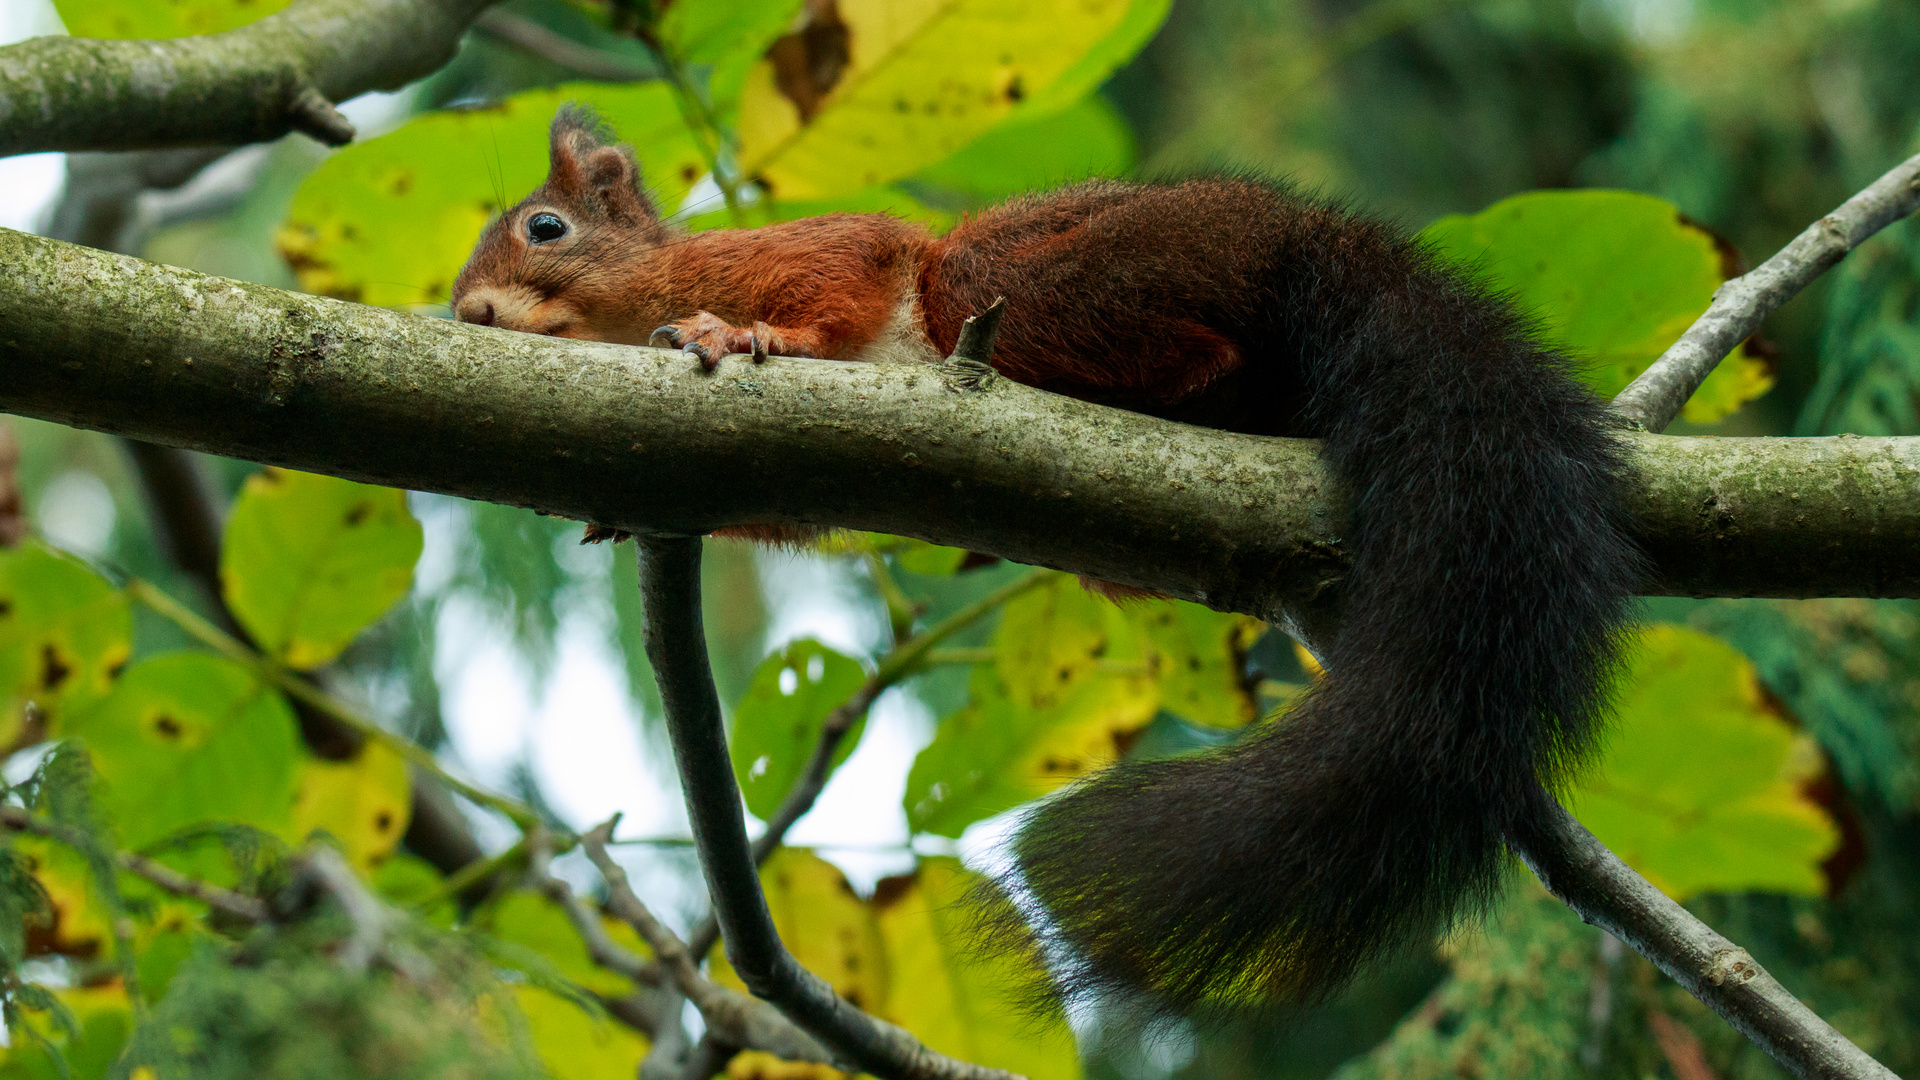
[638,538,1020,1080]
[0,0,496,155]
[1614,149,1920,432]
[1509,788,1898,1080]
[4,231,1919,612]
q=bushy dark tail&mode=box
[1004,251,1644,1011]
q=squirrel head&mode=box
[451,106,669,342]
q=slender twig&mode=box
[124,578,537,829]
[681,567,1052,962]
[637,537,1022,1080]
[631,29,743,220]
[1613,149,1920,431]
[570,819,836,1065]
[1507,786,1898,1080]
[0,805,270,923]
[475,10,652,82]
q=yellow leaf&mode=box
[514,985,649,1080]
[289,739,412,874]
[738,0,1142,199]
[1569,625,1839,899]
[16,834,113,960]
[709,849,887,1013]
[872,859,1080,1079]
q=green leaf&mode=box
[708,849,887,1011]
[1014,0,1171,117]
[52,0,290,37]
[512,985,649,1080]
[730,640,868,821]
[736,0,1159,199]
[279,83,707,310]
[0,543,131,746]
[65,653,302,850]
[659,0,805,62]
[906,578,1259,836]
[289,739,412,874]
[221,468,422,669]
[911,95,1135,205]
[1421,189,1772,424]
[373,853,456,927]
[1131,600,1263,730]
[678,183,952,234]
[873,858,1080,1079]
[0,983,133,1080]
[1567,624,1839,900]
[905,664,1157,838]
[476,889,651,999]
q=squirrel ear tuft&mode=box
[546,107,658,223]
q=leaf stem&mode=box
[123,579,537,830]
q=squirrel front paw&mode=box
[649,311,771,371]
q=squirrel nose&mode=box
[456,297,496,326]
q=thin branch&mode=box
[1613,149,1920,431]
[0,0,497,155]
[1507,786,1898,1080]
[684,567,1053,962]
[474,10,652,82]
[0,805,270,923]
[9,231,1920,610]
[637,537,1022,1080]
[570,820,837,1066]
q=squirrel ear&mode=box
[582,144,660,222]
[546,124,592,201]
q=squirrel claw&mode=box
[685,342,717,370]
[649,325,681,348]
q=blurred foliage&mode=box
[12,0,1920,1076]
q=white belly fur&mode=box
[848,291,943,366]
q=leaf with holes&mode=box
[221,468,421,669]
[53,0,290,37]
[735,0,1166,199]
[279,83,705,311]
[1567,625,1839,899]
[873,858,1081,1079]
[904,663,1158,838]
[0,544,130,749]
[65,653,301,850]
[289,739,411,874]
[730,639,869,820]
[1421,190,1771,424]
[709,848,888,1012]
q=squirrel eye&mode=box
[527,212,568,244]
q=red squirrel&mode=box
[452,107,1642,1011]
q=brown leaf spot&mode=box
[374,810,394,833]
[0,599,12,618]
[153,715,184,740]
[344,500,373,526]
[766,0,850,123]
[1003,75,1025,103]
[39,645,71,692]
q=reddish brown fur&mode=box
[452,108,1644,1015]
